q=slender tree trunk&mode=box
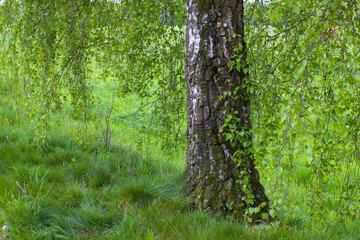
[185,0,269,220]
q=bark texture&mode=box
[185,0,269,220]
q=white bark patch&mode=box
[222,145,232,159]
[187,3,200,62]
[191,85,201,122]
[226,14,236,39]
[223,38,229,59]
[192,98,197,121]
[208,38,214,59]
[224,148,231,159]
[219,170,225,181]
[192,85,200,97]
[202,13,208,23]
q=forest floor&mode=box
[0,94,359,240]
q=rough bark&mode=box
[185,0,269,220]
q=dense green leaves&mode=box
[1,0,186,151]
[243,0,360,221]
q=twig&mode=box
[7,212,23,229]
[16,182,25,193]
[2,230,13,240]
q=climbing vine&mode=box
[217,0,360,222]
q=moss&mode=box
[198,0,212,10]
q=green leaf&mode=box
[146,230,154,240]
[249,207,255,214]
[259,202,267,208]
[310,114,318,122]
[306,146,312,155]
[270,209,276,218]
[269,15,276,24]
[294,6,300,14]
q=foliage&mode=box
[242,0,360,221]
[0,0,187,153]
[1,0,360,234]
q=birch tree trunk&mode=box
[185,0,269,220]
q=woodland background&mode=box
[0,0,360,239]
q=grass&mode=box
[1,92,360,240]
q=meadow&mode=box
[1,80,360,239]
